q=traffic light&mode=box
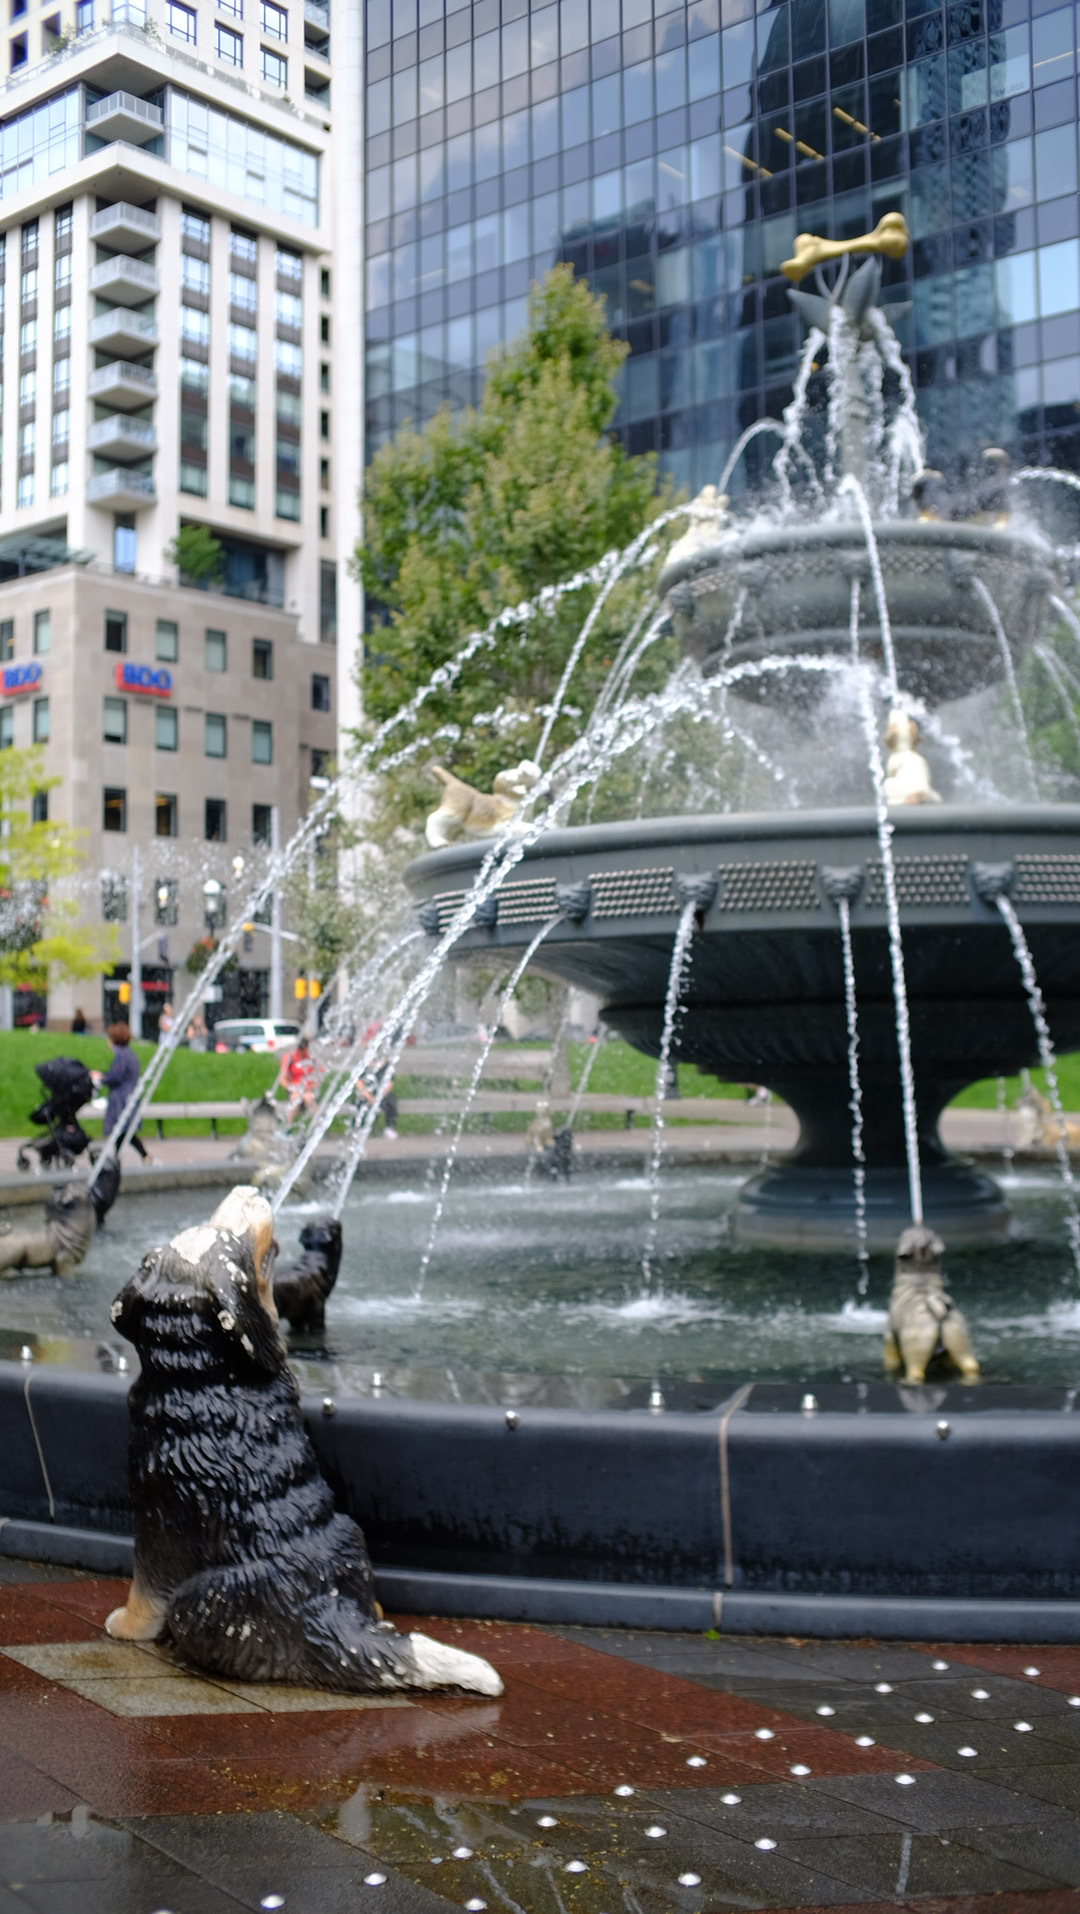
[243,922,254,953]
[118,981,132,1005]
[294,978,308,1000]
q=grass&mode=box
[2,1031,1076,1142]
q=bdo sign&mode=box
[115,661,173,697]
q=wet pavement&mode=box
[5,1561,1080,1912]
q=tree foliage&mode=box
[167,524,225,586]
[353,267,677,831]
[0,748,119,988]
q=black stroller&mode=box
[17,1057,97,1172]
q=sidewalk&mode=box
[3,1555,1080,1911]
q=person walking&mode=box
[158,1001,176,1043]
[277,1034,319,1124]
[92,1023,152,1163]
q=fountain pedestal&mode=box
[407,806,1080,1253]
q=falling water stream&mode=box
[640,899,699,1288]
[994,894,1080,1280]
[837,894,870,1285]
[971,577,1039,798]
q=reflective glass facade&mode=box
[364,0,1080,492]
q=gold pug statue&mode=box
[425,759,542,849]
[783,212,910,284]
[884,1224,980,1384]
[882,709,941,807]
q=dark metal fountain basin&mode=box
[658,520,1059,704]
[407,805,1080,1248]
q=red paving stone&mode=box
[925,1644,1080,1693]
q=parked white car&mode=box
[212,1018,303,1053]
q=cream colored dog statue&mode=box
[425,760,542,849]
[884,1223,980,1383]
[1015,1085,1080,1152]
[883,709,941,806]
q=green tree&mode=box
[354,266,676,829]
[0,748,118,989]
[167,524,225,587]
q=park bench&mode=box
[79,1100,249,1139]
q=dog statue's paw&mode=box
[105,1601,165,1642]
[407,1631,503,1696]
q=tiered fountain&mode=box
[406,216,1080,1250]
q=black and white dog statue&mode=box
[105,1186,500,1697]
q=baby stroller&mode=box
[16,1057,97,1172]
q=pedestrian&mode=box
[159,1001,176,1043]
[91,1023,153,1164]
[278,1034,319,1124]
[70,1008,88,1034]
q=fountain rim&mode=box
[406,801,1080,885]
[658,515,1058,599]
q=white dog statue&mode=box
[425,760,542,849]
[1015,1084,1080,1152]
[883,709,941,806]
[884,1223,980,1384]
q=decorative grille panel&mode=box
[716,859,819,912]
[588,867,678,916]
[864,853,970,908]
[1013,853,1080,907]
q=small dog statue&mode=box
[425,760,542,849]
[1015,1085,1080,1152]
[884,1223,980,1384]
[883,709,941,806]
[105,1185,501,1697]
[273,1214,343,1334]
[0,1182,102,1278]
[229,1092,307,1193]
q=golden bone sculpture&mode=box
[782,212,910,284]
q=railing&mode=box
[86,88,163,130]
[87,468,156,502]
[88,309,158,343]
[88,256,159,291]
[88,416,156,450]
[88,360,158,394]
[303,0,330,27]
[90,202,162,241]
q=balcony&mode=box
[88,308,158,354]
[89,256,159,306]
[88,361,158,408]
[304,0,329,25]
[85,90,163,145]
[88,415,156,461]
[87,468,155,509]
[89,202,161,248]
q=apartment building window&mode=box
[231,229,257,265]
[0,707,12,748]
[319,315,329,344]
[50,463,68,497]
[16,475,32,507]
[31,696,48,743]
[252,802,271,845]
[205,712,227,757]
[205,630,227,672]
[260,1,286,37]
[54,253,71,293]
[262,47,286,85]
[216,23,242,63]
[103,787,126,832]
[32,609,49,654]
[155,705,178,750]
[31,790,47,823]
[276,246,301,281]
[205,797,226,841]
[181,255,209,296]
[181,306,210,346]
[170,92,318,228]
[20,266,36,302]
[311,672,330,712]
[101,873,127,920]
[180,459,207,497]
[0,623,12,662]
[181,209,209,246]
[114,519,136,573]
[155,620,178,663]
[320,409,329,440]
[252,719,272,764]
[275,340,302,379]
[155,877,178,925]
[21,219,37,259]
[54,204,72,245]
[320,268,330,298]
[52,361,68,397]
[168,0,196,40]
[180,358,207,395]
[275,289,301,329]
[319,457,329,491]
[310,747,328,779]
[155,792,178,837]
[319,505,329,539]
[229,272,256,314]
[104,610,127,654]
[18,421,35,460]
[252,639,273,679]
[219,0,242,17]
[19,318,36,353]
[103,696,127,744]
[10,34,27,69]
[74,0,93,30]
[229,322,257,362]
[319,362,329,393]
[51,410,69,449]
[18,372,34,406]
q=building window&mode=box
[20,266,36,302]
[260,0,286,36]
[205,712,227,757]
[155,705,178,750]
[31,789,47,823]
[55,203,72,244]
[0,707,12,748]
[19,372,35,405]
[52,411,69,448]
[155,877,178,926]
[181,208,210,245]
[155,619,178,663]
[180,358,208,395]
[54,253,71,292]
[21,219,37,257]
[155,792,178,837]
[103,787,126,832]
[168,0,196,39]
[32,696,48,743]
[16,475,33,508]
[181,304,210,345]
[262,46,287,85]
[74,0,93,29]
[52,361,69,398]
[102,873,127,921]
[104,610,127,654]
[103,696,127,744]
[252,638,273,680]
[32,609,50,655]
[181,255,209,296]
[216,23,242,62]
[0,622,12,662]
[311,672,330,712]
[53,307,70,343]
[170,89,318,227]
[320,267,330,298]
[50,463,69,497]
[319,362,329,393]
[319,505,329,538]
[276,246,301,281]
[319,457,329,492]
[275,339,302,378]
[310,747,329,778]
[114,520,136,573]
[231,228,257,264]
[180,462,208,497]
[229,322,257,361]
[19,318,36,354]
[319,314,329,345]
[205,629,227,672]
[229,271,257,312]
[276,488,301,521]
[18,421,35,460]
[275,289,302,328]
[252,801,271,845]
[205,796,227,841]
[320,409,329,440]
[252,719,272,764]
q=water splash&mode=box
[994,893,1080,1280]
[565,1029,608,1131]
[970,577,1038,798]
[641,899,699,1288]
[840,473,899,697]
[414,916,559,1300]
[837,894,870,1286]
[1034,645,1080,761]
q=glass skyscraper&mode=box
[363,0,1080,497]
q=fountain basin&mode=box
[407,804,1080,1248]
[658,520,1058,704]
